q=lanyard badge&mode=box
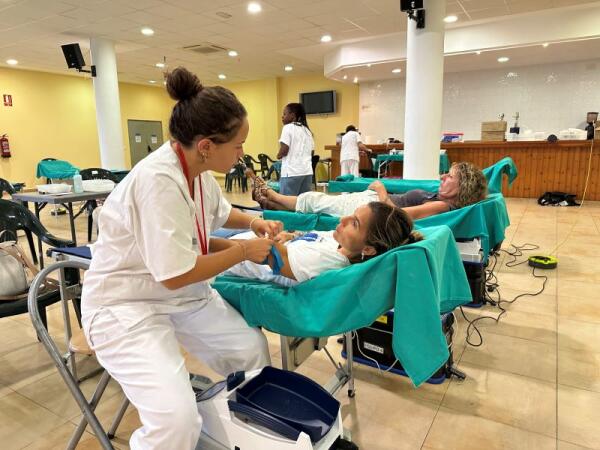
[175,145,208,255]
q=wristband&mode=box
[249,216,261,232]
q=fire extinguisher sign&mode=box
[3,94,12,107]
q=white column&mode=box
[403,0,446,180]
[90,38,126,169]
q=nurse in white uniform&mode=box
[81,67,282,450]
[277,102,314,195]
[340,125,369,177]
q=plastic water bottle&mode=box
[73,172,83,194]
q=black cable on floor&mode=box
[460,243,548,347]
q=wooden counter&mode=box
[326,140,600,200]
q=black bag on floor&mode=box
[538,191,580,207]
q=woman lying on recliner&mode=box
[248,162,487,220]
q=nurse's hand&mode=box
[239,238,274,263]
[251,218,283,238]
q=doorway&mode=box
[127,120,164,166]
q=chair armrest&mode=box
[41,233,75,248]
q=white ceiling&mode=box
[0,0,599,85]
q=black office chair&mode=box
[0,199,75,329]
[358,151,377,178]
[225,161,248,193]
[242,154,260,173]
[257,154,276,178]
[1,177,39,264]
[0,177,16,197]
[76,168,119,242]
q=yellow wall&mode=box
[119,82,174,168]
[277,74,359,157]
[222,78,280,159]
[0,67,173,187]
[0,67,357,188]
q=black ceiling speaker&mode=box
[61,43,85,69]
[61,43,96,76]
[400,0,423,11]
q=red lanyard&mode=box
[174,145,208,255]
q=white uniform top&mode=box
[81,142,232,328]
[340,130,361,162]
[286,231,349,281]
[279,122,314,177]
[224,230,349,286]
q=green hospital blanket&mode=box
[36,160,79,179]
[329,157,517,195]
[263,193,510,258]
[214,225,472,387]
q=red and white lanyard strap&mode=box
[175,145,208,255]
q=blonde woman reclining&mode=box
[249,162,487,220]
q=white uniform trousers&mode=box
[340,159,359,177]
[86,293,271,450]
[296,190,378,217]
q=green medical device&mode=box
[528,255,558,269]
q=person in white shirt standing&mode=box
[340,125,369,177]
[277,103,314,195]
[81,67,282,450]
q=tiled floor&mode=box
[2,185,600,450]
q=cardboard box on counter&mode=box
[481,121,507,132]
[481,121,507,141]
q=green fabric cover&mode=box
[214,225,472,387]
[330,157,517,195]
[36,160,79,179]
[263,193,510,258]
[267,180,280,192]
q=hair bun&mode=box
[166,67,203,102]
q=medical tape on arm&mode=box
[262,245,284,275]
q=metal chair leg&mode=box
[68,370,112,450]
[107,396,130,439]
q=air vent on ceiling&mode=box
[183,43,228,55]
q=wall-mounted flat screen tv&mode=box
[300,90,337,115]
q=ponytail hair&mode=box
[166,66,247,147]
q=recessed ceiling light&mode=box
[284,65,293,72]
[155,62,165,68]
[475,51,482,55]
[320,34,332,43]
[353,76,358,83]
[6,59,18,65]
[228,50,238,57]
[542,43,549,48]
[247,2,261,14]
[366,63,372,68]
[497,56,510,63]
[141,27,154,36]
[444,15,458,23]
[148,80,156,84]
[218,74,227,80]
[343,74,348,80]
[392,68,401,73]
